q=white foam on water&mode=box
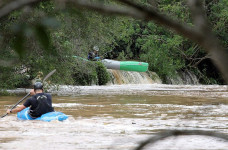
[45,84,228,98]
[1,84,228,149]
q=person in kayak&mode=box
[6,82,54,118]
[88,46,100,61]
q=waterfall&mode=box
[107,69,162,85]
[166,70,199,85]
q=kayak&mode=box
[72,56,149,72]
[17,107,68,122]
[101,59,148,72]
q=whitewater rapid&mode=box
[7,84,228,97]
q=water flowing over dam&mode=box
[166,70,199,85]
[107,69,162,85]
[106,69,199,85]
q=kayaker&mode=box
[6,82,54,118]
[88,46,100,61]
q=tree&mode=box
[0,0,228,84]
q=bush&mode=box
[96,62,110,85]
[72,61,110,86]
[13,74,31,88]
[72,61,97,85]
[73,70,97,85]
[0,66,30,89]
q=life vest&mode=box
[88,52,100,60]
[29,95,54,118]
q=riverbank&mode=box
[5,84,228,98]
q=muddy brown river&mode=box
[0,84,228,149]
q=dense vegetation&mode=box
[0,0,227,89]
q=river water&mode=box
[0,84,228,150]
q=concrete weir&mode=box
[6,84,228,98]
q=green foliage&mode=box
[110,18,187,80]
[72,61,97,85]
[0,0,227,87]
[209,0,228,46]
[159,0,190,23]
[34,24,50,51]
[0,1,121,87]
[107,0,226,84]
[0,90,11,96]
[117,51,126,60]
[96,62,110,85]
[72,61,110,86]
[139,32,185,79]
[0,66,30,89]
[13,29,26,58]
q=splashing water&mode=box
[1,84,228,149]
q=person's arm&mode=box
[6,89,34,114]
[88,52,93,60]
[6,105,26,114]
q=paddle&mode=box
[1,69,56,118]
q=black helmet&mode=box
[34,82,43,90]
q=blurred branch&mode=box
[68,0,146,19]
[0,0,46,19]
[0,59,19,67]
[188,0,208,32]
[134,130,228,150]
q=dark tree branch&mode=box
[190,44,200,59]
[68,0,145,18]
[192,54,210,67]
[0,0,47,19]
[188,0,208,32]
[134,130,228,150]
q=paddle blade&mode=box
[43,69,56,82]
[1,113,8,118]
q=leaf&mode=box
[34,24,50,51]
[13,33,25,58]
[41,17,60,29]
